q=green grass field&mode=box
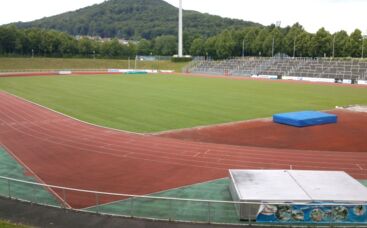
[0,221,29,228]
[1,74,366,133]
[0,58,188,73]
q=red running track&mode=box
[0,92,367,208]
[158,110,367,152]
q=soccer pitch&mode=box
[0,74,366,133]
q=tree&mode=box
[243,27,260,56]
[311,28,332,57]
[204,37,217,59]
[252,28,270,56]
[215,30,236,59]
[347,29,363,57]
[263,28,282,56]
[153,35,177,56]
[295,31,312,57]
[0,26,18,54]
[59,33,79,56]
[100,39,129,57]
[283,23,304,57]
[137,39,152,55]
[78,38,95,56]
[332,31,349,57]
[189,37,205,56]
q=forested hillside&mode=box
[13,0,259,40]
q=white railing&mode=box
[0,175,366,227]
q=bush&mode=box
[171,56,193,62]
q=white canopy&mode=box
[229,170,367,203]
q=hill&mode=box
[13,0,260,40]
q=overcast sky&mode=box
[0,0,366,34]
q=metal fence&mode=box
[0,175,366,227]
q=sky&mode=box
[0,0,366,34]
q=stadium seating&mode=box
[188,57,367,81]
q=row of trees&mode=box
[1,24,366,59]
[190,24,367,59]
[0,26,180,58]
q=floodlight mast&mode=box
[272,21,281,57]
[178,0,183,57]
[362,34,367,59]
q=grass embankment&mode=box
[0,57,188,72]
[0,221,29,228]
[1,75,366,133]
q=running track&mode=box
[0,92,367,208]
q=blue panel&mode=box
[257,203,367,224]
[273,111,337,127]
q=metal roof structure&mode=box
[230,170,367,203]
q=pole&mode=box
[242,39,245,57]
[293,37,296,58]
[332,35,336,58]
[134,56,137,69]
[272,36,275,57]
[7,179,11,198]
[362,36,365,59]
[178,0,183,57]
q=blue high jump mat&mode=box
[273,111,337,127]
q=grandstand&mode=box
[187,57,367,82]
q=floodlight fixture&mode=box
[276,21,281,28]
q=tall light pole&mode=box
[178,0,183,57]
[362,35,367,59]
[272,21,281,57]
[332,35,336,58]
[293,37,296,58]
[242,39,245,57]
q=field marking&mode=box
[1,91,144,136]
[152,107,339,136]
[2,115,362,183]
[3,113,360,172]
[1,93,363,168]
[151,117,272,136]
[356,164,364,170]
[2,91,275,137]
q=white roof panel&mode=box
[289,170,367,202]
[229,169,367,203]
[230,170,310,201]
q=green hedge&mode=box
[171,57,193,62]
